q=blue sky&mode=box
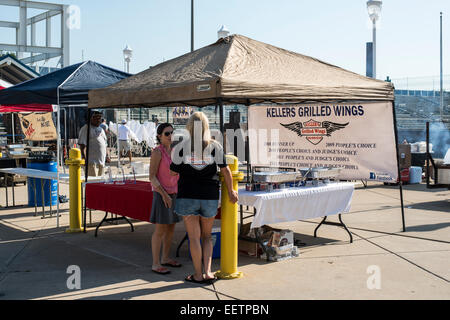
[1,0,450,84]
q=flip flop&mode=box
[152,267,171,275]
[161,260,182,268]
[185,275,207,284]
[204,276,218,284]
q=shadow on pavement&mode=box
[408,200,450,212]
[405,222,450,232]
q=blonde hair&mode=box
[186,111,212,151]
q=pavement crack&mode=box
[0,216,52,288]
[352,230,449,284]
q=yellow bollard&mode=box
[216,155,244,279]
[65,148,85,233]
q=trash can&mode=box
[27,154,58,207]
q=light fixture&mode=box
[367,0,382,23]
[123,45,133,73]
[218,25,230,39]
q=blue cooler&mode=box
[211,227,221,259]
[27,155,58,207]
[188,227,221,259]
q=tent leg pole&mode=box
[426,122,430,187]
[56,105,61,228]
[392,101,406,232]
[219,99,224,135]
[117,109,121,168]
[12,113,15,144]
[83,108,92,233]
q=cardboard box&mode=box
[238,239,263,257]
[398,144,411,169]
[268,230,294,247]
[239,223,296,259]
[260,246,299,262]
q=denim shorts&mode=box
[175,198,219,218]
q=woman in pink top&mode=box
[149,123,181,275]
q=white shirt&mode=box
[118,124,132,141]
[119,124,131,141]
[78,125,107,165]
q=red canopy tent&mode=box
[0,80,53,113]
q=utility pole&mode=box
[191,0,194,52]
[440,12,444,122]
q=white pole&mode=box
[191,0,194,52]
[117,112,121,168]
[11,113,15,144]
[440,12,444,121]
[373,20,377,79]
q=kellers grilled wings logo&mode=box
[281,119,349,145]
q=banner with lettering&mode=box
[248,102,398,182]
[18,112,58,141]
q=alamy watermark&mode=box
[66,5,81,30]
[366,265,381,290]
[66,265,81,290]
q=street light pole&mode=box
[123,45,133,123]
[367,1,382,79]
[191,0,194,52]
[440,12,444,121]
[372,19,377,79]
[123,45,133,73]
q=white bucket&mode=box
[409,166,422,184]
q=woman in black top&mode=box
[170,112,238,284]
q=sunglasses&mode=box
[163,131,173,137]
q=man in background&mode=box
[79,111,108,177]
[100,118,109,135]
[118,119,136,164]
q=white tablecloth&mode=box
[238,182,355,229]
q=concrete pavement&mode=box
[0,181,448,300]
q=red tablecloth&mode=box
[86,181,153,222]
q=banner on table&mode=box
[18,112,58,141]
[248,102,398,182]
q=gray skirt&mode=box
[150,192,181,224]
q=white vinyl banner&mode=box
[248,102,398,182]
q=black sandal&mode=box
[152,267,171,275]
[185,275,207,284]
[204,276,218,284]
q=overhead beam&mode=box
[0,43,62,54]
[0,0,63,11]
[0,12,61,29]
[20,52,60,64]
[28,10,60,25]
[0,20,19,28]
